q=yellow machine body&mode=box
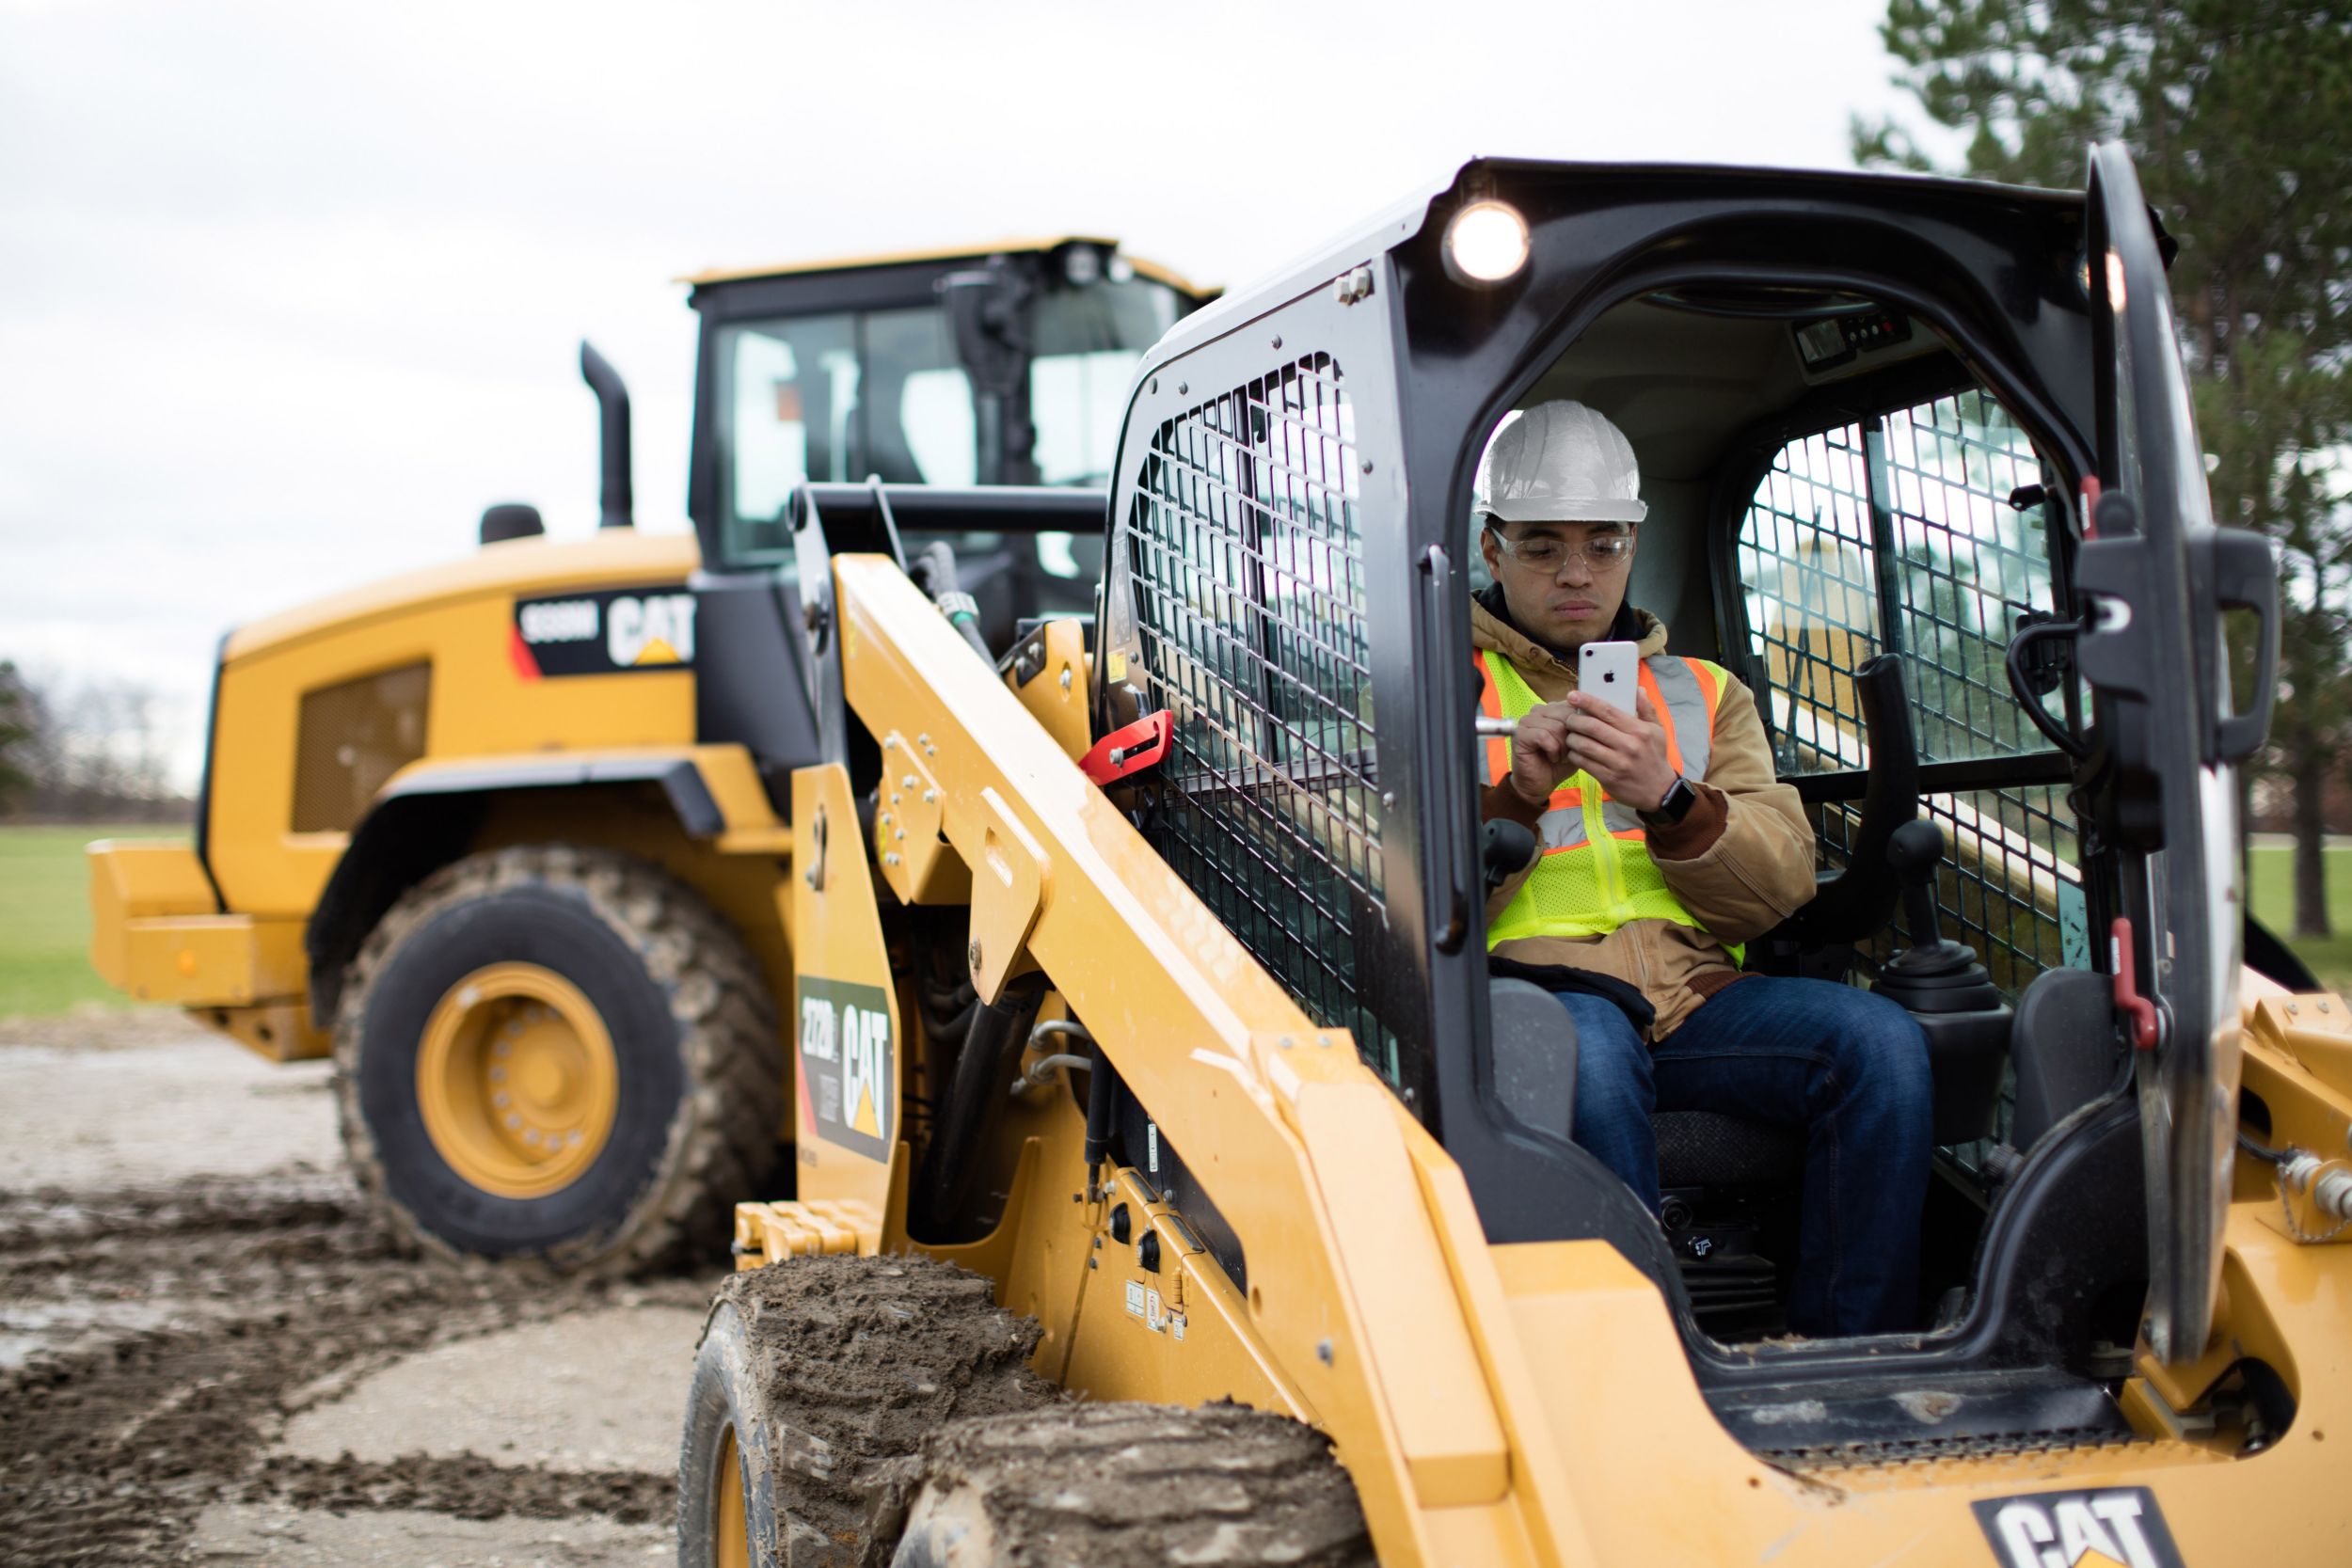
[739,554,2352,1568]
[83,529,807,1062]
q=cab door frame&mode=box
[2078,141,2280,1362]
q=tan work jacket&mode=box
[1474,598,1817,1038]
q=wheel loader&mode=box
[669,151,2352,1568]
[83,236,1209,1269]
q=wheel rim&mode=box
[415,962,618,1199]
[716,1422,750,1568]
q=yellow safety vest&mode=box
[1477,647,1731,950]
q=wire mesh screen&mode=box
[1878,393,2058,763]
[1123,354,1398,1082]
[1820,786,2089,996]
[1738,421,1880,775]
[1737,391,2059,773]
[1737,389,2084,1006]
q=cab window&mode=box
[1735,388,2090,998]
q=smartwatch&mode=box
[1643,774,1698,827]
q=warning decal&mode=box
[795,976,895,1162]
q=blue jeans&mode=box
[1556,977,1932,1338]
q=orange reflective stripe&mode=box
[1474,651,1508,783]
[1636,662,1688,777]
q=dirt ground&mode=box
[0,1009,731,1568]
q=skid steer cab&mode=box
[82,236,1209,1274]
[681,150,2352,1568]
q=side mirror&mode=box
[480,502,545,546]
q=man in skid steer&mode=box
[1473,399,1931,1337]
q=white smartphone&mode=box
[1578,640,1640,716]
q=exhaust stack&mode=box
[579,341,633,530]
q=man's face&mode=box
[1479,518,1638,650]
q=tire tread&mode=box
[332,843,783,1275]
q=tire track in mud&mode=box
[0,1176,705,1567]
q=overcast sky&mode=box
[0,0,1940,789]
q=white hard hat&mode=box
[1475,400,1648,525]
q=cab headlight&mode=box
[1443,199,1531,286]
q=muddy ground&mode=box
[0,1010,729,1567]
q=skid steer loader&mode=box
[83,237,1208,1270]
[675,150,2352,1568]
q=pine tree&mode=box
[1855,0,2352,936]
[0,662,34,816]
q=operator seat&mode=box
[1653,1110,1803,1188]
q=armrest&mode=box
[1487,977,1577,1140]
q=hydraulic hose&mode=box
[1084,1038,1122,1200]
[910,540,993,663]
[914,977,1044,1237]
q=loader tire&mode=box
[878,1402,1376,1568]
[334,844,780,1274]
[677,1253,1059,1568]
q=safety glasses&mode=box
[1486,526,1635,573]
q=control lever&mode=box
[1888,821,1953,955]
[1872,819,2012,1144]
[1878,820,1995,992]
[1482,819,1536,895]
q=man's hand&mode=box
[1565,689,1678,812]
[1506,700,1576,808]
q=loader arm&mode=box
[829,551,1591,1568]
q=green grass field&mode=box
[0,824,188,1018]
[2249,844,2352,995]
[3,825,2349,1019]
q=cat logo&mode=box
[794,976,893,1162]
[1972,1488,2185,1568]
[606,592,695,667]
[510,586,696,679]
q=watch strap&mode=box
[1641,774,1696,826]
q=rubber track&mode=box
[878,1401,1377,1568]
[704,1254,1374,1568]
[334,844,782,1275]
[704,1253,1061,1565]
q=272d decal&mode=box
[794,975,894,1162]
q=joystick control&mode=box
[1869,819,2013,1143]
[1482,819,1536,895]
[1883,820,1980,980]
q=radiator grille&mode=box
[1123,353,1396,1081]
[292,663,431,832]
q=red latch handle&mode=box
[2110,917,2160,1051]
[1080,710,1171,786]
